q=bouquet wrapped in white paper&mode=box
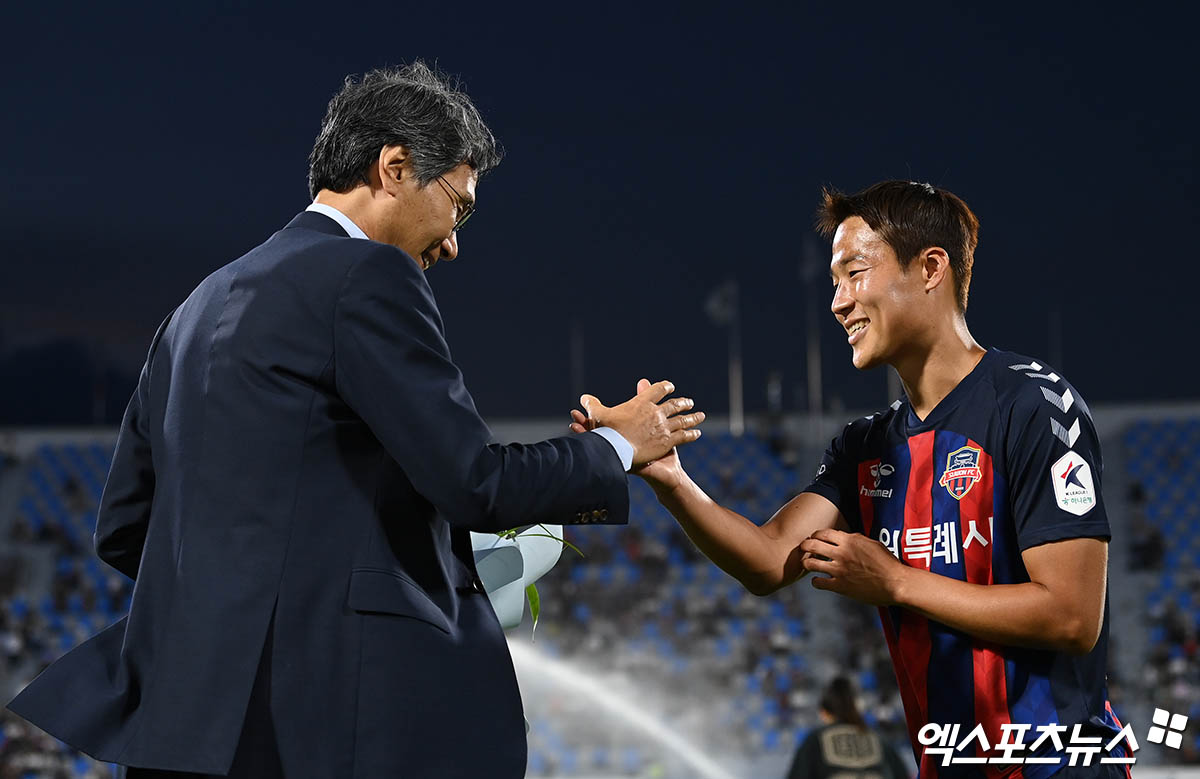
[470,525,568,630]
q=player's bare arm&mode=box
[571,380,847,595]
[799,529,1108,655]
[651,475,848,596]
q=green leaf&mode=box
[517,533,586,558]
[534,524,585,556]
[525,583,540,640]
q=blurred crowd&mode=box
[1,420,1197,775]
[2,453,121,778]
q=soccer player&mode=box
[574,181,1129,777]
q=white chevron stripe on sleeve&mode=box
[1040,386,1075,413]
[1026,371,1061,382]
[1051,417,1082,447]
[1009,362,1042,372]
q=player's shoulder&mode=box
[984,347,1093,421]
[837,399,905,450]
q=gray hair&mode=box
[307,61,502,198]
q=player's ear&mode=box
[921,247,952,296]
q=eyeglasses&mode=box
[436,175,475,232]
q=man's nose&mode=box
[440,232,459,262]
[831,281,853,317]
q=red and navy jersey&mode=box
[804,348,1126,778]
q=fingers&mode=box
[643,380,676,403]
[569,408,598,434]
[579,394,605,418]
[810,528,846,545]
[798,537,838,557]
[811,576,835,591]
[669,428,703,448]
[661,396,695,416]
[636,378,652,395]
[802,554,836,575]
[667,411,706,432]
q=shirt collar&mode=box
[305,202,368,240]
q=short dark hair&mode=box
[308,61,503,198]
[816,180,980,311]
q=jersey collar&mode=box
[904,347,997,433]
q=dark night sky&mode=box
[3,2,1197,424]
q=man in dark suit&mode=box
[7,62,705,778]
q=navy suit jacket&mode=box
[8,211,629,777]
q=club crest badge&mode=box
[939,445,983,500]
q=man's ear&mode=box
[376,144,411,195]
[921,246,952,296]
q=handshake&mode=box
[568,379,705,488]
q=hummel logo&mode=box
[862,462,895,498]
[1051,417,1081,447]
[1040,386,1074,413]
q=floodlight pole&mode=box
[728,284,744,437]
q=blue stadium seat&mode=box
[621,746,642,772]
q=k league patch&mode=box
[939,445,983,500]
[1051,450,1097,516]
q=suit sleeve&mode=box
[94,310,174,580]
[333,246,628,533]
[1005,378,1111,550]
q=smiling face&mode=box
[377,148,477,271]
[829,216,932,370]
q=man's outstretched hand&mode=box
[567,379,704,467]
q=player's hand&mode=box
[628,379,688,493]
[567,378,704,466]
[571,380,690,491]
[798,528,906,606]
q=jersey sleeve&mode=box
[1005,377,1111,550]
[802,420,862,532]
